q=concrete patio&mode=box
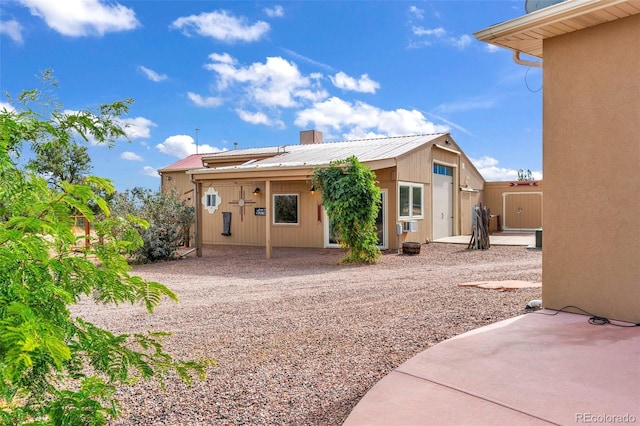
[433,232,536,247]
[344,310,639,425]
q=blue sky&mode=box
[1,0,543,191]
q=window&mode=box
[398,182,423,219]
[433,164,453,176]
[202,187,221,214]
[273,194,299,224]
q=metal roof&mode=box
[192,134,446,173]
[158,153,208,172]
[474,0,640,58]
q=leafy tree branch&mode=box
[0,73,211,425]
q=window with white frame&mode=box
[273,194,299,224]
[202,187,221,214]
[398,182,423,219]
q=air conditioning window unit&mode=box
[403,220,418,233]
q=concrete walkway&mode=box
[434,233,535,246]
[344,311,640,425]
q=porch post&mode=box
[195,181,203,257]
[265,180,272,259]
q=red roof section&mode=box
[158,154,208,171]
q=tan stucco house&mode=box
[475,0,640,323]
[159,132,486,258]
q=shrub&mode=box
[109,188,194,263]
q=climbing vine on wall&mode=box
[313,156,381,264]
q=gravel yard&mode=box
[72,243,542,425]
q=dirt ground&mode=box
[72,243,542,425]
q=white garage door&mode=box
[433,164,453,240]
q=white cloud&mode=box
[264,5,284,18]
[435,96,499,114]
[18,0,139,36]
[142,166,159,178]
[0,101,16,112]
[426,112,473,136]
[470,156,542,181]
[412,26,446,38]
[121,151,144,161]
[281,48,335,72]
[208,52,236,64]
[187,92,223,108]
[295,96,449,138]
[138,65,168,82]
[484,44,502,53]
[205,54,327,108]
[236,109,284,128]
[156,134,221,158]
[0,19,24,43]
[410,26,472,50]
[171,10,269,43]
[330,72,380,94]
[61,111,155,144]
[451,34,472,49]
[118,116,157,139]
[408,6,424,20]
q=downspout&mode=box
[513,50,542,68]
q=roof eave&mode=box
[188,158,399,179]
[474,0,634,58]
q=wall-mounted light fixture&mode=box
[166,175,172,181]
[310,185,317,195]
[253,187,261,196]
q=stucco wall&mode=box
[542,14,640,323]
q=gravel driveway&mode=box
[73,243,542,425]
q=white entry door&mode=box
[433,164,454,240]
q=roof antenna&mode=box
[195,128,200,154]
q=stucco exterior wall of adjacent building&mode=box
[542,14,640,323]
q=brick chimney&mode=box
[299,130,323,145]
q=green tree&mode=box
[313,156,381,263]
[28,141,92,186]
[109,188,195,263]
[0,78,210,425]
